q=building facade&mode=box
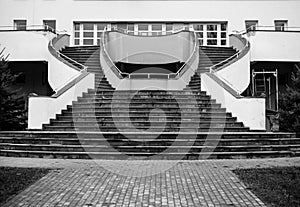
[0,0,300,131]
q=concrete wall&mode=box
[101,31,199,90]
[1,0,300,44]
[107,31,193,64]
[201,73,266,130]
[248,31,300,62]
[216,51,250,94]
[28,73,95,129]
[0,31,79,91]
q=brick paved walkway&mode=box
[2,161,266,207]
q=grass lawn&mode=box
[234,166,300,207]
[0,167,51,204]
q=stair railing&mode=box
[172,31,199,79]
[49,35,87,72]
[0,24,60,34]
[48,34,89,95]
[207,34,250,73]
[101,27,129,78]
[110,26,190,36]
[102,27,198,79]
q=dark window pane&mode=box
[74,23,80,31]
[207,39,217,45]
[245,21,258,31]
[75,32,80,38]
[275,21,287,31]
[97,39,101,45]
[221,40,227,45]
[207,24,217,31]
[198,39,203,45]
[207,32,217,38]
[127,24,134,31]
[83,23,94,30]
[196,32,203,38]
[117,23,127,30]
[14,20,26,31]
[83,39,94,45]
[83,32,94,38]
[193,24,203,31]
[74,39,80,45]
[138,24,148,30]
[97,32,103,38]
[221,32,226,38]
[166,24,173,31]
[97,23,106,30]
[43,20,56,30]
[221,23,227,31]
[152,24,162,31]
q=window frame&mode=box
[274,20,288,31]
[14,19,27,31]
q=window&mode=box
[245,20,258,31]
[220,23,227,46]
[166,23,173,34]
[14,20,26,31]
[193,23,227,46]
[43,20,56,32]
[151,24,162,36]
[73,22,110,46]
[74,23,80,45]
[275,20,287,31]
[127,24,134,35]
[206,24,218,46]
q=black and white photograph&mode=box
[0,0,299,206]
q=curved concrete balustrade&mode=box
[106,31,194,64]
[100,30,199,90]
[212,34,251,94]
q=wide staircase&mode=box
[0,46,299,159]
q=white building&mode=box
[1,0,300,131]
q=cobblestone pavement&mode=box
[1,160,268,207]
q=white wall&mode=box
[28,73,95,129]
[201,73,265,130]
[216,51,250,94]
[248,31,300,62]
[1,0,300,43]
[107,31,192,64]
[0,31,80,91]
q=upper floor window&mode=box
[193,22,228,46]
[14,20,26,31]
[74,22,110,45]
[245,20,258,31]
[43,20,56,32]
[274,20,288,31]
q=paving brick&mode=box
[1,161,268,206]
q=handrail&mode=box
[207,34,249,73]
[48,34,89,96]
[101,27,198,79]
[100,28,128,79]
[206,73,243,98]
[110,26,190,37]
[49,35,87,72]
[174,31,199,78]
[236,25,300,35]
[0,24,59,34]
